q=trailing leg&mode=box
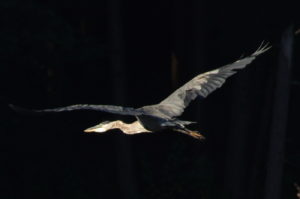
[174,128,205,140]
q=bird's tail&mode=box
[175,128,205,140]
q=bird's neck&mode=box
[112,120,151,134]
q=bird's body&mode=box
[10,43,270,140]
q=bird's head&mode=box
[84,121,114,133]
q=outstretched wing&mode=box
[158,43,271,118]
[9,104,143,116]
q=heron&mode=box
[10,43,270,140]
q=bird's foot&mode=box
[187,130,205,140]
[175,128,205,140]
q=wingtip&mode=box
[9,104,22,112]
[9,104,39,114]
[253,41,272,56]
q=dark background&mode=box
[0,0,299,199]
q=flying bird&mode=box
[10,43,270,140]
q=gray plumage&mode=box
[10,43,270,139]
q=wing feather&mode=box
[10,104,143,116]
[158,43,270,118]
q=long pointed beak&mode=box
[84,127,95,133]
[84,125,106,133]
